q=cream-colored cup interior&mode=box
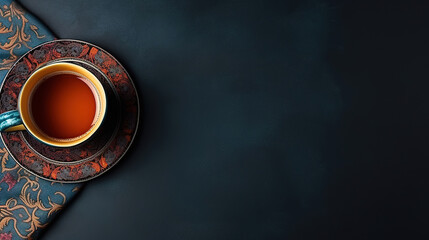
[18,62,107,147]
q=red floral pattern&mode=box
[0,173,16,191]
[0,233,12,240]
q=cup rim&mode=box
[18,62,107,147]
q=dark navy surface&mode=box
[19,0,429,239]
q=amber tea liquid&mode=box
[30,73,98,139]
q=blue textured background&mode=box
[18,0,429,239]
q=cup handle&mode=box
[0,110,25,132]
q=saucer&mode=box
[0,39,139,183]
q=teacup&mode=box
[0,62,107,147]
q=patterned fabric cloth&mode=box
[0,1,81,239]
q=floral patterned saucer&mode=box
[0,39,139,183]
